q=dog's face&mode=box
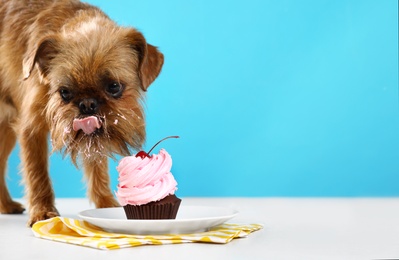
[22,25,164,164]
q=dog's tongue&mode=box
[72,116,101,134]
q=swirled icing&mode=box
[115,149,177,206]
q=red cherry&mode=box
[135,136,179,159]
[135,151,150,159]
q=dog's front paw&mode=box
[28,207,60,227]
[0,200,25,214]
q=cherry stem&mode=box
[147,136,179,155]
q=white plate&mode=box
[78,205,238,235]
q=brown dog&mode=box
[0,0,164,226]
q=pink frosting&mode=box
[115,149,178,206]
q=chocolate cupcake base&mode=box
[123,194,181,220]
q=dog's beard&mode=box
[46,97,145,166]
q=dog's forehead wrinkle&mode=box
[58,65,134,91]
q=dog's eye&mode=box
[59,88,73,102]
[106,82,124,98]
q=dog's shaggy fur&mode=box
[0,0,164,226]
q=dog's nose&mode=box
[79,98,99,115]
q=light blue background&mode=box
[6,0,399,198]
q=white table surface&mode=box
[0,198,398,260]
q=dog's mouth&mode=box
[72,116,103,135]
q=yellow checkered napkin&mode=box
[32,217,263,250]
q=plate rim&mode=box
[78,205,239,223]
[78,205,239,235]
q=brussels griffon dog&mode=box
[0,0,164,226]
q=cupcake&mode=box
[115,136,181,219]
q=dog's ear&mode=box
[23,36,59,80]
[140,44,164,90]
[127,30,164,91]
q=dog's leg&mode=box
[84,158,119,208]
[19,114,59,226]
[0,120,25,214]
